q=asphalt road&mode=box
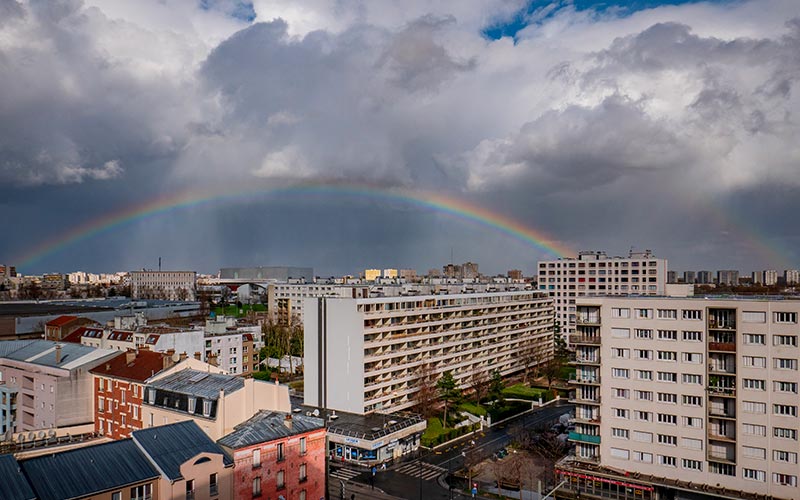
[331,401,574,500]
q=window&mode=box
[210,473,218,497]
[612,428,629,439]
[744,333,766,345]
[98,397,105,413]
[611,328,630,338]
[743,401,767,414]
[612,368,629,379]
[682,395,702,406]
[682,459,702,471]
[774,312,797,324]
[743,379,766,391]
[742,446,766,459]
[147,388,156,404]
[774,404,798,417]
[681,438,702,450]
[635,329,652,339]
[774,381,798,393]
[774,427,798,440]
[612,348,629,359]
[299,490,306,500]
[773,473,797,487]
[743,423,766,436]
[682,352,702,363]
[112,492,121,500]
[276,470,285,489]
[252,449,261,468]
[657,434,677,446]
[682,331,702,341]
[657,392,677,404]
[277,442,285,461]
[99,378,104,392]
[131,484,153,500]
[300,437,307,455]
[186,479,195,500]
[613,388,630,399]
[775,358,798,370]
[710,463,735,476]
[253,477,261,498]
[658,455,677,467]
[612,308,630,319]
[657,330,677,341]
[742,311,766,323]
[610,448,630,460]
[657,351,677,362]
[633,451,652,463]
[635,410,651,422]
[632,431,652,443]
[657,309,677,320]
[299,463,307,482]
[121,390,126,405]
[743,469,766,482]
[774,335,798,347]
[634,390,652,401]
[682,309,701,320]
[635,349,652,360]
[773,450,798,463]
[743,356,766,368]
[657,413,677,425]
[657,371,677,383]
[202,400,212,417]
[635,308,652,319]
[614,408,629,419]
[636,370,652,381]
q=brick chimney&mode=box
[54,344,62,364]
[283,414,293,431]
[126,349,136,364]
[162,353,176,371]
[179,352,187,362]
[194,352,201,361]
[208,352,218,367]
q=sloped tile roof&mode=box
[89,350,169,382]
[0,454,35,500]
[218,410,324,449]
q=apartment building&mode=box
[304,291,554,414]
[562,296,800,500]
[537,250,667,336]
[130,270,197,301]
[784,269,799,285]
[44,315,97,341]
[762,270,779,286]
[267,283,370,325]
[716,269,739,286]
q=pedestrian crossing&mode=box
[395,461,447,480]
[329,467,362,481]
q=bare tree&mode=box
[469,365,490,403]
[414,362,438,418]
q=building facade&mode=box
[304,291,554,414]
[716,269,739,286]
[565,296,800,500]
[784,269,799,285]
[218,411,326,500]
[762,270,779,286]
[537,250,667,336]
[131,271,197,301]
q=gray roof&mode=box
[132,420,233,481]
[19,439,159,500]
[0,455,35,500]
[147,368,244,399]
[0,340,115,369]
[0,340,37,359]
[218,411,325,449]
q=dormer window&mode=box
[188,397,196,413]
[202,400,212,417]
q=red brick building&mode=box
[44,315,97,341]
[218,411,326,500]
[90,349,175,439]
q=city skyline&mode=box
[2,0,800,275]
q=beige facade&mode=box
[155,451,232,500]
[538,250,667,337]
[571,296,800,499]
[130,271,197,301]
[305,291,555,414]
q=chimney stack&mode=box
[283,414,293,430]
[126,349,136,364]
[194,352,201,361]
[208,352,218,367]
[54,344,62,364]
[179,352,187,362]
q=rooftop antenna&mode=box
[158,257,161,272]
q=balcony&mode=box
[576,316,601,326]
[707,453,736,464]
[708,342,735,352]
[708,319,736,331]
[708,386,736,397]
[708,408,736,419]
[573,415,601,425]
[569,335,600,345]
[569,376,601,386]
[569,394,601,405]
[707,364,736,375]
[708,432,736,443]
[571,356,600,365]
[568,432,601,444]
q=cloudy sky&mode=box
[2,0,799,277]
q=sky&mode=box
[1,0,800,277]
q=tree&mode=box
[436,371,461,426]
[488,370,505,409]
[469,365,490,403]
[541,358,562,390]
[414,362,438,418]
[553,321,569,363]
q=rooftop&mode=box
[89,349,171,382]
[44,315,79,327]
[61,326,104,344]
[146,368,244,400]
[292,399,424,442]
[0,340,116,370]
[218,410,324,449]
[132,420,232,481]
[0,454,35,500]
[18,439,159,500]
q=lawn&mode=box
[421,417,446,446]
[458,401,488,417]
[502,384,550,401]
[213,303,267,317]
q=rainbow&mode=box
[14,182,574,270]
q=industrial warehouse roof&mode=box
[132,420,233,481]
[19,439,159,500]
[0,340,116,370]
[218,410,325,449]
[146,368,244,399]
[0,340,37,358]
[0,455,35,500]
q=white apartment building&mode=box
[562,296,800,500]
[784,269,799,285]
[763,270,779,286]
[130,271,197,301]
[537,250,667,336]
[304,291,554,414]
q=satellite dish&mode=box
[312,409,319,417]
[16,434,24,443]
[27,432,36,441]
[172,352,180,363]
[37,431,46,439]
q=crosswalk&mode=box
[395,461,447,480]
[329,467,362,481]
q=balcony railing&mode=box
[708,433,736,442]
[709,408,736,419]
[708,386,736,397]
[569,376,601,385]
[568,335,601,345]
[708,342,736,352]
[708,319,736,330]
[576,316,601,325]
[568,432,601,444]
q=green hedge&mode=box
[421,421,479,448]
[488,400,531,422]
